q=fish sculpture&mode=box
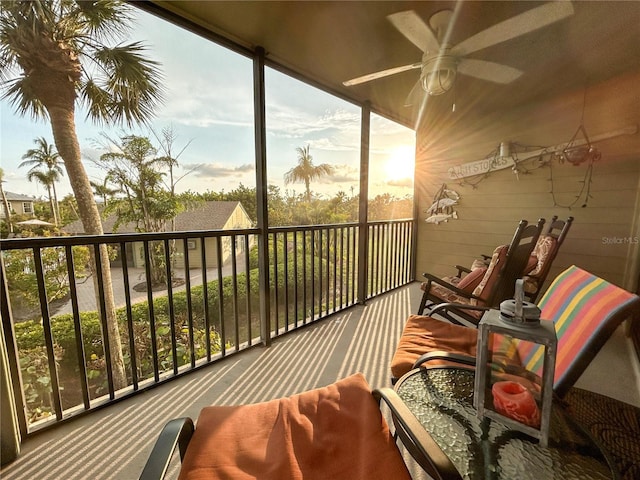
[425,211,458,224]
[442,189,460,200]
[426,197,458,214]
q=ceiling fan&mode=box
[343,2,575,99]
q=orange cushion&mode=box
[390,315,524,380]
[178,373,411,480]
[457,267,487,291]
[391,315,479,379]
[471,245,509,304]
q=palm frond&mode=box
[73,0,132,42]
[88,42,164,126]
[2,77,49,120]
[79,79,114,125]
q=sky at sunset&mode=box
[0,5,415,202]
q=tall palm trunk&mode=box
[46,183,58,225]
[46,105,127,390]
[0,182,13,234]
[51,181,60,226]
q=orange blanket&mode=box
[179,373,411,480]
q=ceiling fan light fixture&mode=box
[422,55,457,96]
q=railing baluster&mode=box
[351,226,357,303]
[383,224,388,292]
[244,234,252,345]
[311,228,316,321]
[65,245,90,410]
[401,221,407,284]
[93,244,115,397]
[339,227,344,309]
[182,238,196,367]
[200,238,211,361]
[318,229,323,318]
[387,223,392,291]
[120,242,138,390]
[407,221,413,283]
[142,241,159,383]
[377,224,383,295]
[293,231,299,328]
[302,230,307,325]
[325,228,331,316]
[283,231,289,332]
[395,223,400,288]
[230,234,240,350]
[345,227,350,306]
[273,232,280,332]
[164,239,179,375]
[332,227,337,313]
[33,247,63,420]
[215,236,225,357]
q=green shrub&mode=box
[13,255,326,423]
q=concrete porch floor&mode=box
[1,282,638,480]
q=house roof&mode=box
[3,191,36,202]
[63,201,250,234]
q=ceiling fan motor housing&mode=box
[421,51,457,95]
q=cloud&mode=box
[318,164,359,184]
[155,81,254,129]
[267,105,361,142]
[307,137,356,152]
[184,163,254,178]
[387,177,414,188]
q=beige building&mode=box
[0,191,35,218]
[64,201,254,269]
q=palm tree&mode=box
[20,137,63,225]
[0,168,13,234]
[90,177,119,207]
[284,145,334,202]
[1,1,164,389]
[25,170,60,224]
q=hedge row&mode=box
[14,256,329,422]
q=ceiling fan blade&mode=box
[451,1,575,56]
[457,59,523,84]
[404,79,424,107]
[343,62,421,86]
[388,10,440,53]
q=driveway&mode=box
[49,257,246,317]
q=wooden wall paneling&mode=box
[415,71,640,289]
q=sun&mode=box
[384,146,415,182]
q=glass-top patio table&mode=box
[394,366,619,480]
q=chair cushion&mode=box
[420,267,488,306]
[516,265,639,390]
[390,315,523,380]
[471,245,509,305]
[178,373,411,480]
[471,258,488,270]
[391,315,479,379]
[426,282,473,303]
[529,235,558,277]
[457,267,488,291]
